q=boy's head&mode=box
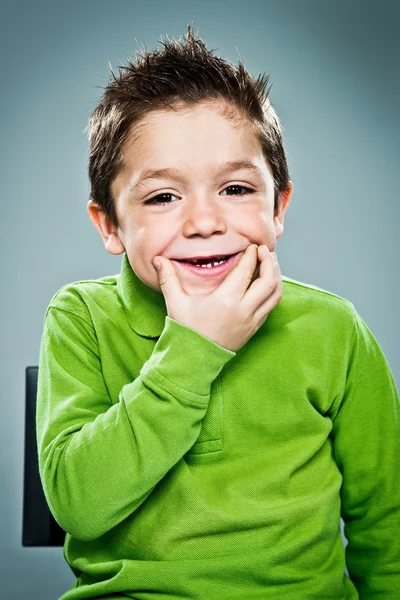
[87,24,292,295]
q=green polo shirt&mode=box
[36,252,400,599]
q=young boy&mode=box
[36,24,400,600]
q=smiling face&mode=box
[88,100,292,295]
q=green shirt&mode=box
[36,252,400,599]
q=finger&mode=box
[153,256,185,302]
[216,243,258,300]
[257,244,278,266]
[243,247,280,311]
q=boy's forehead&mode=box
[119,106,266,180]
[124,99,254,148]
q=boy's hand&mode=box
[153,244,282,352]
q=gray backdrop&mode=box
[1,1,399,598]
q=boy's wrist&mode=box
[140,316,235,401]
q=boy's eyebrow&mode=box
[129,160,264,192]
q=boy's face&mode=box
[88,100,292,295]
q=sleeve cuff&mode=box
[140,316,236,402]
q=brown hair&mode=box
[86,23,291,230]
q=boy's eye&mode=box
[221,185,255,197]
[144,185,254,206]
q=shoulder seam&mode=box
[46,302,102,355]
[46,304,93,325]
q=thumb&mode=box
[153,256,184,301]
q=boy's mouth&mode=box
[174,253,234,265]
[171,253,241,278]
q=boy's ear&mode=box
[87,200,126,255]
[274,181,293,239]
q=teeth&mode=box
[188,257,228,268]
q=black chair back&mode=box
[22,366,65,546]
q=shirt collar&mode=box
[117,252,167,338]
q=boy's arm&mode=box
[331,305,400,598]
[36,292,235,542]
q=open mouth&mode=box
[177,255,232,267]
[172,253,239,278]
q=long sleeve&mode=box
[36,302,235,542]
[331,306,400,598]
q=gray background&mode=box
[1,1,399,598]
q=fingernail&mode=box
[153,258,161,270]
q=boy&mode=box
[36,24,400,600]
